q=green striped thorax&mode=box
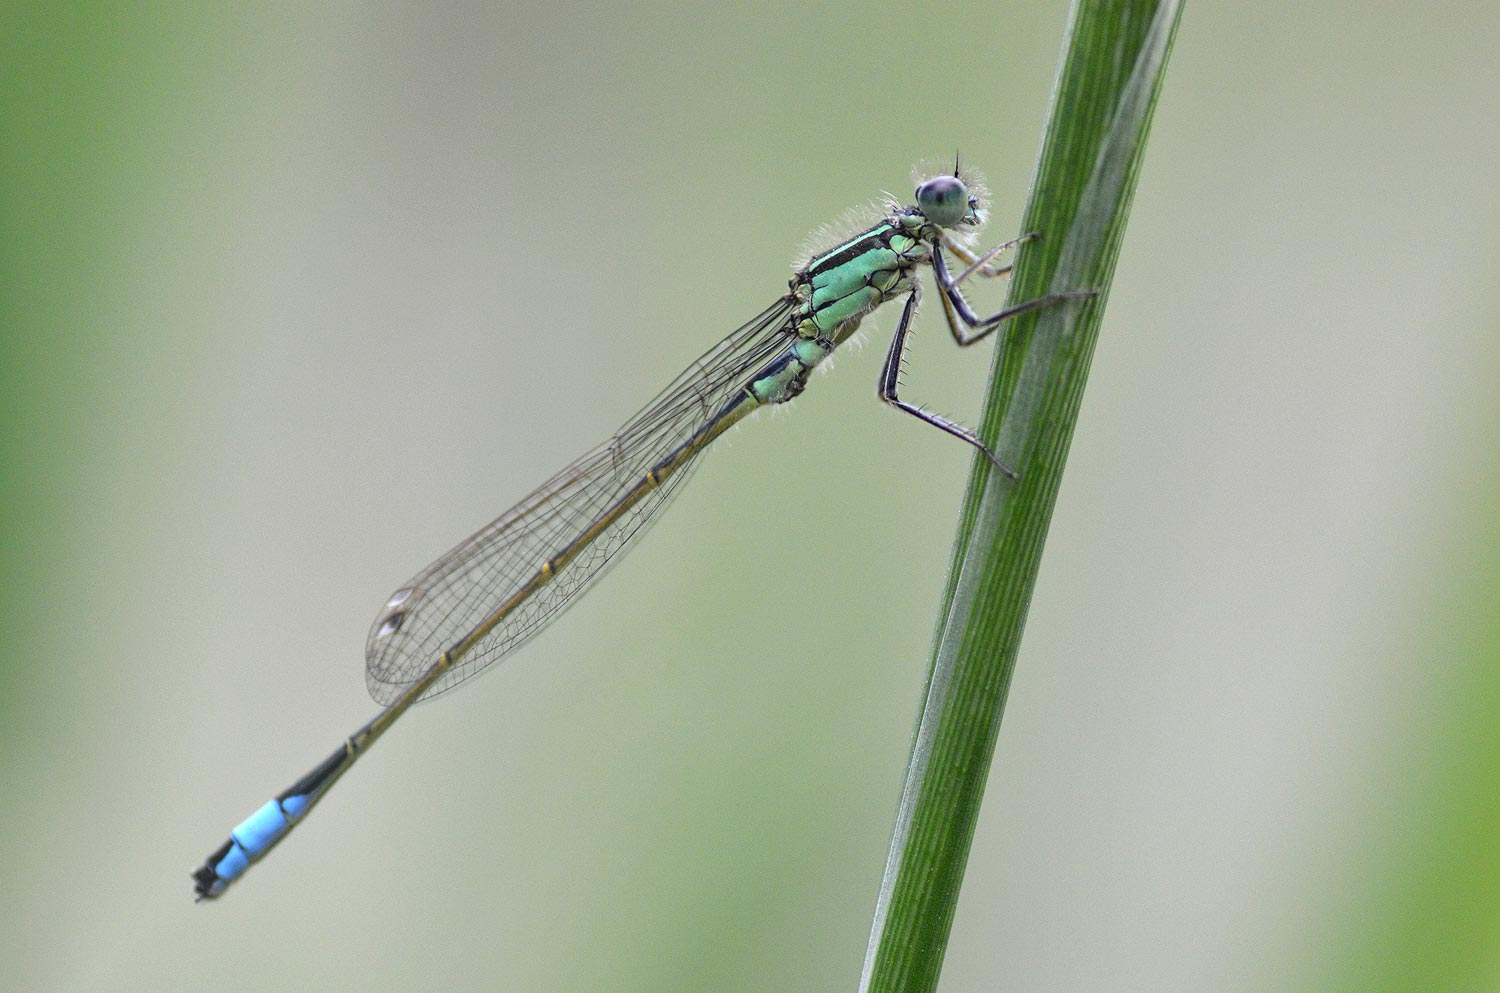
[790,171,983,348]
[742,169,990,407]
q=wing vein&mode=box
[364,296,797,704]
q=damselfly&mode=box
[192,163,1091,899]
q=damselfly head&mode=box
[914,175,979,229]
[912,162,986,230]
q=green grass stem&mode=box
[860,2,1185,989]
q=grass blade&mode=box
[859,2,1185,990]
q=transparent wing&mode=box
[364,296,798,705]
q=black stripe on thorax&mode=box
[806,222,899,278]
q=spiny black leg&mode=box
[931,242,1097,346]
[878,288,1017,479]
[937,237,1015,345]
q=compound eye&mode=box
[914,175,969,227]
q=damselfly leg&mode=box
[877,233,1094,477]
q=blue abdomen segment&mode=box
[192,743,348,900]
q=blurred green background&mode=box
[5,1,1499,990]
